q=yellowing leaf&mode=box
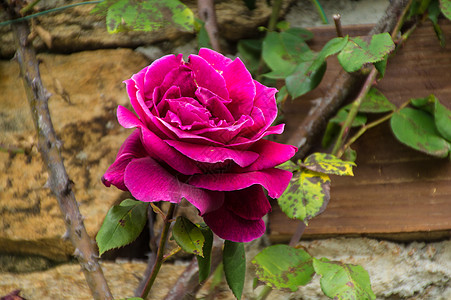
[303,153,355,176]
[277,169,330,224]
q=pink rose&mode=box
[102,48,296,242]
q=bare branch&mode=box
[197,0,221,52]
[7,3,113,299]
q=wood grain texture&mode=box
[270,20,451,242]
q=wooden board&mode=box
[269,21,451,242]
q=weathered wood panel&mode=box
[269,21,451,242]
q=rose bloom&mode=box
[102,48,297,242]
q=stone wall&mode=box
[2,0,451,299]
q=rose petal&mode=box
[234,139,297,172]
[198,48,233,73]
[224,185,271,220]
[223,58,256,117]
[125,78,150,125]
[158,65,197,99]
[252,81,278,128]
[124,157,224,214]
[203,204,266,242]
[102,129,146,190]
[142,54,184,98]
[165,140,259,167]
[188,168,293,198]
[188,54,229,100]
[195,87,234,122]
[117,106,202,175]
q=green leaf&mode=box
[313,258,376,300]
[277,160,300,172]
[285,61,327,98]
[390,107,450,157]
[172,216,205,257]
[196,224,214,282]
[195,19,211,49]
[262,30,314,80]
[252,244,314,291]
[223,241,246,300]
[284,27,314,41]
[322,108,366,148]
[95,0,194,33]
[429,0,446,47]
[280,31,315,60]
[374,56,388,78]
[434,100,451,141]
[308,36,348,72]
[303,153,355,176]
[330,108,367,127]
[237,39,263,75]
[441,0,451,20]
[116,298,144,300]
[360,87,396,113]
[262,32,297,78]
[277,169,331,224]
[96,199,148,256]
[337,33,395,72]
[343,147,357,162]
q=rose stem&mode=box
[6,1,113,299]
[337,99,410,158]
[138,203,176,299]
[331,0,415,157]
[198,0,221,52]
[134,205,159,297]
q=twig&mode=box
[164,236,224,300]
[7,3,113,299]
[138,203,176,299]
[333,14,343,37]
[287,0,409,161]
[197,0,221,52]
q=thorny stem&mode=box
[337,100,411,158]
[7,2,113,299]
[139,203,176,300]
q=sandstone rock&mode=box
[0,49,149,260]
[0,0,294,58]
